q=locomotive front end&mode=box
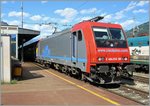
[89,26,134,84]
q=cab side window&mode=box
[73,32,76,36]
[78,30,82,41]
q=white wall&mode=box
[1,35,11,82]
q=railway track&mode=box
[106,73,149,105]
[86,74,149,105]
[107,85,149,105]
[133,75,149,84]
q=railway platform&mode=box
[2,62,140,105]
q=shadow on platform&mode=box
[21,63,45,80]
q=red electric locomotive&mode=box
[36,16,134,84]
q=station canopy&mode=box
[1,22,40,59]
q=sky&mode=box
[1,0,149,38]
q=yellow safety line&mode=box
[35,64,120,106]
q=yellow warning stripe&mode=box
[35,64,120,105]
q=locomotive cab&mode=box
[73,19,134,84]
[91,26,133,83]
[92,27,129,63]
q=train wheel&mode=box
[67,67,72,77]
[61,66,66,73]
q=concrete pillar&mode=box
[1,35,11,82]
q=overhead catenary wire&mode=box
[72,1,88,23]
[23,21,72,27]
[19,1,89,30]
[14,1,89,34]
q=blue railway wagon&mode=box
[127,36,149,71]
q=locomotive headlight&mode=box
[122,57,128,61]
[98,57,105,61]
[124,57,128,61]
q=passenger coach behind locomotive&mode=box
[36,16,134,84]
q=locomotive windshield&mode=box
[109,28,125,40]
[93,28,110,40]
[93,27,127,48]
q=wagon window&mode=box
[130,42,133,46]
[147,41,149,45]
[138,42,142,47]
[78,30,82,41]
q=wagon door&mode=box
[71,32,78,64]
